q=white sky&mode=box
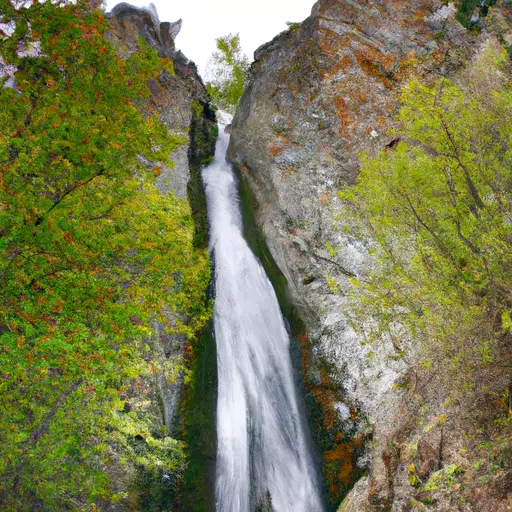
[105,0,315,76]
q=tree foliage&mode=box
[0,1,210,508]
[205,33,249,114]
[340,41,512,384]
[456,0,497,28]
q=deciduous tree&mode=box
[0,1,210,508]
[205,33,249,114]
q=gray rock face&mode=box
[167,19,183,41]
[228,0,483,508]
[107,3,215,434]
[109,3,181,55]
[230,0,468,424]
[107,3,214,202]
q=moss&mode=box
[286,21,302,33]
[237,173,300,326]
[174,101,217,510]
[135,467,176,512]
[408,464,422,487]
[176,320,217,511]
[188,100,218,248]
[307,367,366,509]
[254,491,275,512]
[507,43,512,60]
[456,0,497,28]
[422,464,464,491]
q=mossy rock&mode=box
[456,0,498,28]
[188,100,218,248]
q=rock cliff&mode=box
[106,4,217,507]
[229,1,511,510]
[107,1,216,435]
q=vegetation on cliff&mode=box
[340,41,511,500]
[456,0,497,28]
[342,41,511,384]
[0,1,210,509]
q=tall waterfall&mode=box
[202,122,325,512]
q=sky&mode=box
[105,0,316,77]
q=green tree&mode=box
[0,0,210,508]
[205,33,249,114]
[340,41,512,385]
[456,0,498,28]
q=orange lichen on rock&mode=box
[323,54,355,81]
[352,89,368,105]
[267,134,291,157]
[334,96,356,135]
[415,10,426,21]
[312,389,337,429]
[354,49,394,89]
[268,145,284,157]
[318,29,353,61]
[317,0,349,16]
[320,193,331,204]
[296,330,365,504]
[146,77,173,107]
[324,443,355,485]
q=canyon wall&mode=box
[229,1,511,510]
[107,6,217,508]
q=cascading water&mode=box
[202,120,325,512]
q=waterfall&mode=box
[202,122,325,512]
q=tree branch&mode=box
[34,169,105,227]
[439,117,485,211]
[313,252,356,278]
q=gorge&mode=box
[0,0,511,511]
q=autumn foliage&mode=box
[0,0,210,508]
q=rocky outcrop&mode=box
[228,1,511,510]
[104,5,216,508]
[107,3,216,203]
[107,4,218,253]
[107,2,216,436]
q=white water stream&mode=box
[202,123,325,512]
